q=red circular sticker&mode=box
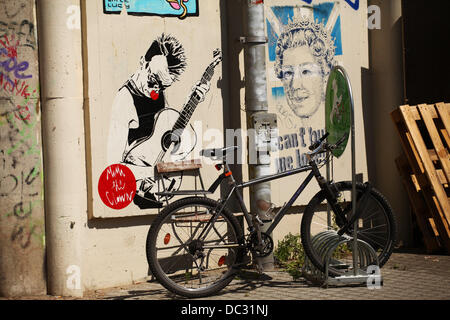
[98,164,136,210]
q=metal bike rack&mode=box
[302,230,382,287]
[303,66,383,288]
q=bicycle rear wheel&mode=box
[146,197,245,298]
[301,181,397,276]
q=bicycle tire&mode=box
[146,197,245,298]
[301,181,397,277]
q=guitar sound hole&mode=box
[161,131,180,151]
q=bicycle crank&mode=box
[249,232,274,258]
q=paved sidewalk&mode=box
[84,251,450,300]
[1,251,449,301]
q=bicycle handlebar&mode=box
[307,132,347,159]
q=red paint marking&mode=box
[164,233,171,245]
[0,34,19,58]
[218,256,226,267]
[98,164,136,210]
[14,104,31,122]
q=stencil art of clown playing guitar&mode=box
[124,49,222,208]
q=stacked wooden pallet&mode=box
[391,103,450,254]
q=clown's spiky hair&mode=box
[145,33,187,82]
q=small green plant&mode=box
[273,233,305,280]
[333,242,353,260]
[274,232,353,280]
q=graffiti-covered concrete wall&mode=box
[0,0,45,297]
[0,0,409,296]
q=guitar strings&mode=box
[172,66,215,131]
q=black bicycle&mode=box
[146,133,397,298]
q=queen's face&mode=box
[280,45,324,118]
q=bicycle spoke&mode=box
[148,198,242,297]
[203,243,240,249]
[360,208,383,221]
[311,220,335,230]
[359,224,388,232]
[357,232,387,248]
[156,244,186,251]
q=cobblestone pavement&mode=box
[85,251,450,301]
[2,251,450,301]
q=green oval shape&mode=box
[325,66,352,158]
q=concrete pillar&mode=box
[37,0,86,296]
[0,0,46,297]
[366,0,411,246]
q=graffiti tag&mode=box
[0,47,32,79]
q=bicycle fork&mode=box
[310,160,372,234]
[310,161,347,228]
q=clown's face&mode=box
[136,54,174,99]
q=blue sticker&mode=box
[103,0,199,18]
[272,87,285,99]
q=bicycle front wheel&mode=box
[301,181,397,276]
[146,197,245,298]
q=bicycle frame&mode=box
[232,165,315,235]
[197,158,346,243]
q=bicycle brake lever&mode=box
[309,132,330,151]
[330,134,347,150]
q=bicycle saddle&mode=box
[200,146,239,159]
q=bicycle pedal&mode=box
[254,260,264,274]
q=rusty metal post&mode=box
[242,0,274,271]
